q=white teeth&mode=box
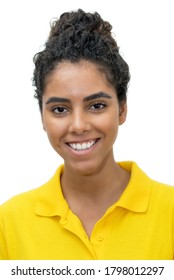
[69,140,96,151]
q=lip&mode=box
[65,138,100,155]
[66,138,99,145]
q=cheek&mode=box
[96,111,119,131]
[43,118,67,143]
[105,121,119,140]
[95,114,119,144]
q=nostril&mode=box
[69,118,91,134]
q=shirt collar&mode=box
[116,161,152,212]
[35,162,153,217]
[35,165,68,217]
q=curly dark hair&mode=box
[33,9,130,111]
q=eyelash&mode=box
[90,102,107,111]
[51,106,68,115]
[51,102,107,115]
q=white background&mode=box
[0,0,174,204]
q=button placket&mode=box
[96,234,104,242]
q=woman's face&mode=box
[42,60,127,175]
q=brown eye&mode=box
[52,106,68,114]
[90,102,107,110]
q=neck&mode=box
[60,157,130,238]
[61,157,129,201]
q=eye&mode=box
[90,102,107,111]
[51,106,68,115]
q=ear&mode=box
[41,114,46,132]
[119,102,127,125]
[42,124,46,132]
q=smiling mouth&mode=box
[67,139,99,151]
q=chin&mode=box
[68,160,101,176]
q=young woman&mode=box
[0,9,174,260]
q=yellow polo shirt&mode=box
[0,162,174,260]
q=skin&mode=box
[42,60,130,237]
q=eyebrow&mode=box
[45,92,112,105]
[83,92,112,102]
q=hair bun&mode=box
[49,9,112,39]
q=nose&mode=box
[69,110,91,134]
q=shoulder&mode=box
[0,186,44,217]
[150,179,174,203]
[119,161,174,205]
[0,165,63,217]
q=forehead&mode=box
[44,60,115,99]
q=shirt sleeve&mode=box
[0,208,9,260]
